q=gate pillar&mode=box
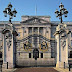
[2,23,18,68]
[54,23,71,68]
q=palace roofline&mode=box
[0,21,72,25]
[0,21,20,24]
[51,21,72,25]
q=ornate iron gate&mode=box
[15,34,56,67]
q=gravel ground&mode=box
[14,67,59,72]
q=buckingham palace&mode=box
[0,15,72,68]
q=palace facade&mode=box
[0,15,72,67]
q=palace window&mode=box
[71,32,72,37]
[29,53,31,58]
[0,33,1,38]
[0,52,2,58]
[71,41,72,46]
[70,51,72,58]
[41,53,43,58]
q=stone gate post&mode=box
[2,23,18,68]
[54,23,71,68]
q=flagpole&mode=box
[35,5,37,17]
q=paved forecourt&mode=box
[14,67,59,72]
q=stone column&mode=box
[26,27,28,36]
[24,27,28,37]
[48,27,51,39]
[46,27,48,38]
[43,27,46,37]
[38,27,39,35]
[32,27,34,34]
[32,27,34,47]
[22,27,24,37]
[37,27,39,47]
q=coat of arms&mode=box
[23,41,32,52]
[39,41,48,52]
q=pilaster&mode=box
[48,27,51,39]
[43,27,46,37]
[38,27,39,35]
[37,27,39,47]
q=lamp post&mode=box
[3,2,17,23]
[55,3,68,23]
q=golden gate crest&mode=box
[39,41,48,52]
[23,41,32,52]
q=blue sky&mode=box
[0,0,72,22]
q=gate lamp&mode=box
[55,3,68,23]
[3,2,17,23]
